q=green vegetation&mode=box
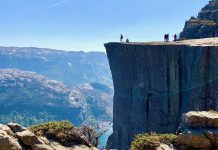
[130,133,177,150]
[0,111,55,127]
[79,125,104,147]
[29,120,90,147]
[209,109,218,114]
[29,120,74,132]
[189,19,217,26]
[29,120,103,147]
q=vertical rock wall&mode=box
[105,42,218,150]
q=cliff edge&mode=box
[105,38,218,149]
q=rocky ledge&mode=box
[130,111,218,150]
[0,122,97,150]
[178,111,218,149]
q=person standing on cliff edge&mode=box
[174,34,177,41]
[164,34,167,42]
[120,34,123,42]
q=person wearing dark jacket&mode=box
[174,34,177,41]
[120,34,123,42]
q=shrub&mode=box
[131,133,160,150]
[29,120,91,147]
[158,134,177,146]
[78,125,103,147]
[130,133,177,150]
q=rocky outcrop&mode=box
[178,111,218,149]
[0,123,52,150]
[105,38,218,149]
[0,123,97,150]
[180,0,218,39]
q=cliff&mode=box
[180,0,218,39]
[105,38,218,149]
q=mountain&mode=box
[74,83,113,125]
[0,69,113,127]
[0,46,112,87]
[180,0,218,39]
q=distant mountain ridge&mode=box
[0,69,112,127]
[0,46,112,87]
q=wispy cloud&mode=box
[87,8,99,12]
[49,0,69,8]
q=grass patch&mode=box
[29,120,91,147]
[188,19,217,26]
[209,110,218,114]
[130,133,177,150]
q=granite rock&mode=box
[105,38,218,149]
[180,0,218,39]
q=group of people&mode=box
[164,34,178,42]
[119,33,178,43]
[164,34,170,42]
[120,34,129,43]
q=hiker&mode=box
[174,34,177,41]
[120,34,123,42]
[164,34,167,42]
[166,34,169,42]
[164,34,169,42]
[126,38,129,43]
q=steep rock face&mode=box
[180,0,218,39]
[105,38,218,149]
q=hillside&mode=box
[0,46,112,87]
[180,0,218,39]
[0,69,112,127]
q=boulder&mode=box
[0,128,22,150]
[7,123,27,132]
[32,144,54,150]
[178,111,218,149]
[0,124,15,137]
[16,130,44,146]
[183,111,218,128]
[178,129,212,149]
[156,143,174,150]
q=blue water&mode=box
[98,126,113,148]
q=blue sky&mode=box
[0,0,209,52]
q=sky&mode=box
[0,0,210,52]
